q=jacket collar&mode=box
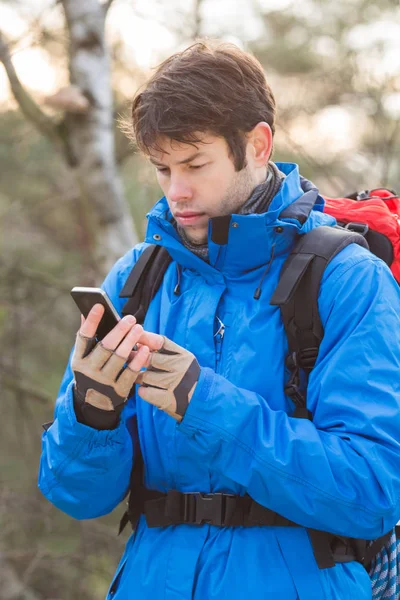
[145,163,335,279]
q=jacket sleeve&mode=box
[178,247,400,539]
[38,246,145,520]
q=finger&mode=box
[74,331,97,360]
[101,315,136,351]
[116,363,142,397]
[89,341,113,368]
[137,331,164,351]
[80,314,85,327]
[115,324,144,360]
[127,344,151,368]
[127,344,150,372]
[100,352,126,379]
[80,304,105,338]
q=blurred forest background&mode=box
[0,0,399,598]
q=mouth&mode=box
[174,212,206,226]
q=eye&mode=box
[189,164,206,170]
[156,167,170,174]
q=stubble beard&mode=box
[183,164,256,245]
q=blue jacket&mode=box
[39,163,400,600]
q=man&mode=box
[39,41,400,599]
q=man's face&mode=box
[149,133,263,245]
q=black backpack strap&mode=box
[119,244,172,324]
[118,245,172,533]
[119,417,156,535]
[119,481,369,570]
[270,226,368,417]
[338,222,394,267]
[361,530,394,568]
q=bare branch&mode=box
[192,0,205,39]
[0,30,60,145]
[44,86,90,113]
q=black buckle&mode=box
[195,493,223,525]
[284,382,306,407]
[285,351,297,370]
[285,348,319,373]
[297,347,319,370]
[192,493,235,526]
[166,492,237,526]
[344,222,369,237]
[284,352,306,408]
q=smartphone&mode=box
[70,287,120,340]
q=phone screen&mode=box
[70,287,120,340]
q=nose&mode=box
[168,174,193,204]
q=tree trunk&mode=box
[61,0,137,276]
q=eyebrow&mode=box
[149,151,207,167]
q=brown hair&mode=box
[130,41,276,171]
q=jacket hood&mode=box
[145,162,335,278]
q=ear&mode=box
[247,122,273,166]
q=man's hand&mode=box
[72,304,163,412]
[137,337,200,421]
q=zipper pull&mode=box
[214,316,225,339]
[214,316,225,371]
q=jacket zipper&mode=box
[214,316,225,372]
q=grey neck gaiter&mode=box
[177,161,285,261]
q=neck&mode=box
[255,164,268,186]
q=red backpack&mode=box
[323,188,400,283]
